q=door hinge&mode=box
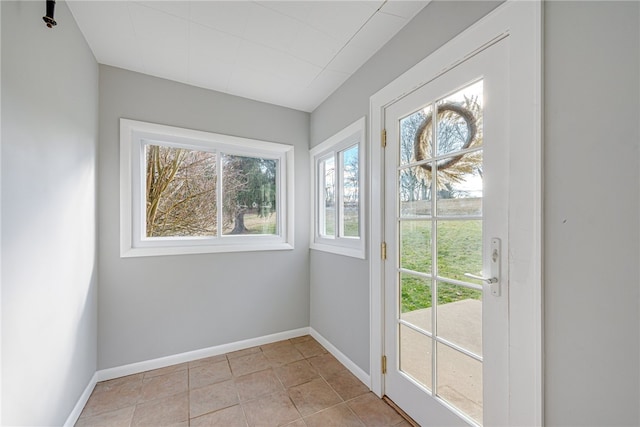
[381,242,387,260]
[382,355,387,374]
[382,129,387,148]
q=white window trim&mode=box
[120,119,294,258]
[309,117,366,259]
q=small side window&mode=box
[310,117,366,259]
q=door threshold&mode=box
[383,395,420,427]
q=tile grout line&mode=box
[229,352,251,427]
[186,359,191,427]
[80,336,398,427]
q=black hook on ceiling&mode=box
[43,0,57,28]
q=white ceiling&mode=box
[67,1,429,112]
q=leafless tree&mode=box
[145,145,217,237]
[145,145,279,237]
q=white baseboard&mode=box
[309,328,371,388]
[96,327,310,382]
[65,328,309,426]
[63,372,98,427]
[65,326,372,426]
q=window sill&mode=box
[309,242,365,260]
[121,242,295,258]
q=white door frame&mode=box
[368,2,543,425]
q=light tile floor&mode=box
[76,335,411,426]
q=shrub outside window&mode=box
[310,117,366,259]
[121,119,294,257]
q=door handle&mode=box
[464,273,497,284]
[464,238,501,297]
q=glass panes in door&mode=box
[397,80,485,425]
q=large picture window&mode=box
[121,119,294,257]
[310,117,365,258]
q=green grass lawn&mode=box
[237,212,480,313]
[322,207,359,237]
[242,212,277,235]
[400,220,482,313]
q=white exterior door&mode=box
[383,39,509,426]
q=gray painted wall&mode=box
[311,1,640,425]
[544,2,639,425]
[1,1,99,425]
[309,0,502,375]
[2,1,638,425]
[98,66,310,369]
